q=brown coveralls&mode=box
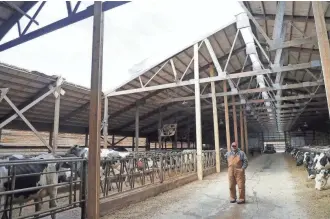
[227,153,245,201]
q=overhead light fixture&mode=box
[219,120,224,125]
[303,122,308,128]
[182,101,187,105]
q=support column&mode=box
[261,132,264,152]
[232,96,238,144]
[187,116,190,149]
[87,2,103,219]
[158,108,162,149]
[174,113,178,149]
[224,81,231,151]
[244,109,249,153]
[111,134,115,147]
[210,65,220,173]
[49,129,53,147]
[84,129,88,147]
[52,79,61,154]
[194,43,203,180]
[0,129,2,142]
[135,104,139,151]
[240,105,245,151]
[103,97,108,148]
[132,136,135,151]
[313,2,330,118]
[146,137,150,151]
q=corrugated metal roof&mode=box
[104,1,329,133]
[243,1,328,131]
[1,1,328,143]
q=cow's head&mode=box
[296,152,304,166]
[66,145,88,158]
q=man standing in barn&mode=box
[225,142,248,204]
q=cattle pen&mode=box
[1,1,330,219]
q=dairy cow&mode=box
[315,169,330,190]
[314,153,330,171]
[295,152,304,166]
[0,153,62,219]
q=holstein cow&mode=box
[307,153,322,179]
[0,153,62,219]
[314,153,330,171]
[285,147,293,154]
[303,152,317,179]
[315,169,330,190]
[303,152,311,167]
[295,152,305,166]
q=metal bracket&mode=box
[273,83,281,89]
[0,88,9,103]
[49,77,65,98]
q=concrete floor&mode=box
[105,153,307,219]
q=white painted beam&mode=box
[194,43,203,180]
[106,61,321,97]
[270,37,317,50]
[159,80,324,103]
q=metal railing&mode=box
[202,150,216,169]
[0,149,225,218]
[99,150,198,198]
[0,157,86,219]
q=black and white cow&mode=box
[305,152,322,179]
[0,153,63,219]
[66,145,130,160]
[290,148,298,157]
[285,147,293,154]
[314,153,330,171]
[296,152,305,166]
[315,169,330,190]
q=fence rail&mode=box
[0,150,223,219]
[0,158,86,219]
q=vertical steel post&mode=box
[174,113,178,149]
[158,108,162,149]
[146,137,150,151]
[52,81,61,154]
[135,104,139,151]
[103,97,108,148]
[187,116,190,148]
[84,129,88,147]
[313,1,330,118]
[210,65,220,173]
[224,81,231,151]
[232,96,238,144]
[244,109,249,153]
[87,2,103,219]
[49,129,53,147]
[111,134,115,147]
[240,105,245,151]
[132,136,135,151]
[194,43,203,180]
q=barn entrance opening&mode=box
[263,141,286,153]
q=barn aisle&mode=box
[105,153,307,219]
